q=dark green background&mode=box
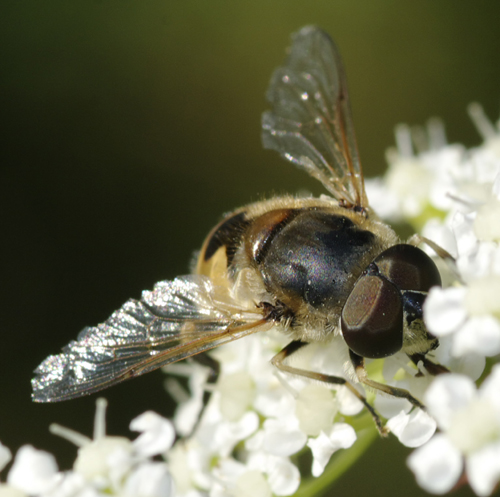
[1,2,499,496]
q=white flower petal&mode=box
[219,372,256,422]
[214,457,246,482]
[213,412,259,458]
[336,385,364,416]
[234,470,271,497]
[0,443,12,472]
[422,220,458,259]
[452,211,479,260]
[479,364,500,410]
[425,374,476,430]
[124,462,174,497]
[452,316,500,357]
[385,157,433,217]
[364,178,401,221]
[166,363,208,437]
[131,411,175,457]
[262,419,307,457]
[74,437,131,480]
[295,384,337,437]
[210,482,234,497]
[469,144,500,182]
[107,446,136,490]
[386,409,436,448]
[466,443,500,497]
[474,199,500,241]
[307,424,356,477]
[253,387,295,420]
[375,392,411,419]
[168,440,210,495]
[172,395,204,438]
[493,171,500,197]
[434,337,485,380]
[0,484,28,497]
[265,456,300,496]
[424,287,468,336]
[327,423,357,450]
[447,398,500,454]
[245,430,264,452]
[461,242,500,281]
[7,446,58,494]
[43,471,91,497]
[466,275,500,315]
[407,434,463,494]
[307,432,334,477]
[453,352,487,381]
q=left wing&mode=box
[32,275,270,402]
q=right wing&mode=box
[262,25,368,209]
[32,275,271,402]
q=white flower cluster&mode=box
[367,102,500,495]
[0,399,175,497]
[163,331,360,497]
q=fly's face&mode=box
[341,243,442,359]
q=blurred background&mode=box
[2,1,500,495]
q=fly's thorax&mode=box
[246,207,396,317]
[195,197,400,336]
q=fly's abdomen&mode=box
[196,211,250,283]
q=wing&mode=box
[32,275,270,402]
[262,25,368,209]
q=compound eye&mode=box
[341,275,403,359]
[374,244,441,292]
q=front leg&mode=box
[271,340,388,436]
[349,350,424,409]
[408,352,450,376]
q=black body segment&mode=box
[257,210,375,308]
[203,212,250,265]
[246,208,301,264]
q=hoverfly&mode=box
[32,26,448,433]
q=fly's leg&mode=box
[408,352,450,376]
[407,234,460,283]
[349,350,424,409]
[271,341,388,436]
[407,234,455,262]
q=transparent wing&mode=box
[262,25,368,208]
[32,275,269,402]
